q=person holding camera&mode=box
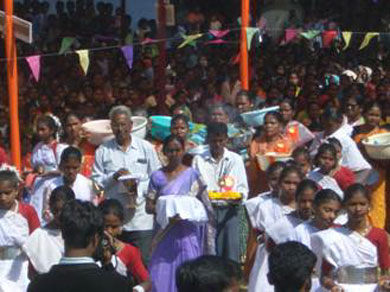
[28,200,130,292]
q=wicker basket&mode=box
[362,132,390,160]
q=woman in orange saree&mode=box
[353,101,390,230]
[244,111,293,280]
[62,113,96,178]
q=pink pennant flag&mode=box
[209,29,230,39]
[26,55,41,82]
[142,38,156,45]
[205,39,228,45]
[285,28,298,43]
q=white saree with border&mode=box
[312,227,379,292]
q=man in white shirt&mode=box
[91,105,161,264]
[192,122,248,262]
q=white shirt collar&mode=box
[59,256,96,265]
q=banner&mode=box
[342,31,352,50]
[246,27,259,50]
[359,32,379,50]
[209,29,230,39]
[76,50,89,75]
[25,55,41,82]
[178,33,203,49]
[301,30,320,40]
[121,45,134,69]
[59,37,76,54]
[285,28,298,43]
[322,30,338,48]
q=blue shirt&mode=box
[92,135,161,231]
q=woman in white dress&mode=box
[292,189,342,291]
[24,186,75,274]
[312,184,390,292]
[244,161,286,281]
[248,165,303,292]
[267,179,319,245]
[0,170,30,291]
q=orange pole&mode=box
[240,0,250,90]
[5,0,21,170]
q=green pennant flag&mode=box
[246,27,259,50]
[178,33,203,49]
[300,30,320,39]
[342,31,352,50]
[59,37,76,54]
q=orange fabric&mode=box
[286,123,300,144]
[247,134,292,196]
[79,140,96,178]
[354,127,389,229]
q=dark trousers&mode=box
[214,205,240,262]
[119,230,153,266]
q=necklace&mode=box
[347,219,371,237]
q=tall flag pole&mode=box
[4,0,21,170]
[156,0,167,113]
[240,0,250,90]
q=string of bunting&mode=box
[1,26,388,82]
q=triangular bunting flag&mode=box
[342,32,352,50]
[209,29,230,39]
[285,28,298,43]
[322,30,338,48]
[246,27,259,50]
[26,55,41,82]
[300,30,320,40]
[76,50,90,75]
[121,45,133,70]
[59,37,76,54]
[359,32,379,50]
[178,33,203,49]
[141,38,156,45]
[205,39,228,45]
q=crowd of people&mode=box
[1,0,390,292]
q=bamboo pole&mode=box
[240,0,250,90]
[4,0,21,169]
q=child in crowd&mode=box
[0,168,39,291]
[31,115,67,173]
[309,142,355,198]
[313,184,390,291]
[31,146,98,223]
[267,179,319,245]
[244,161,286,280]
[99,199,151,291]
[292,147,312,176]
[24,186,75,274]
[248,165,303,292]
[290,189,342,291]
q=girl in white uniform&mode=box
[312,184,390,292]
[24,186,75,274]
[248,165,303,292]
[267,179,319,245]
[292,188,342,291]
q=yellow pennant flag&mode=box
[76,50,90,75]
[359,33,379,50]
[178,33,203,49]
[342,32,352,50]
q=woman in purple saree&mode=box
[146,135,214,292]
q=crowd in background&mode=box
[1,0,390,292]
